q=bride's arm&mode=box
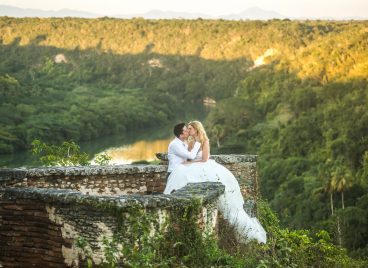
[201,139,210,162]
[183,139,210,164]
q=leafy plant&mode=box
[31,139,90,166]
[94,153,112,165]
[75,236,93,268]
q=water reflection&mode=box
[93,138,171,165]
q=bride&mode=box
[164,121,267,244]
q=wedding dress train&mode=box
[164,157,267,244]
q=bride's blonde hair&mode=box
[188,120,209,145]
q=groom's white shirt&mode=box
[167,137,201,172]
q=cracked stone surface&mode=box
[0,182,225,209]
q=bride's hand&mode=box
[182,160,191,165]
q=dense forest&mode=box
[0,17,367,261]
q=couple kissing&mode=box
[166,121,209,178]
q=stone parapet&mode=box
[0,182,224,209]
[0,165,168,195]
[0,154,259,204]
[0,183,223,267]
[155,153,257,164]
[0,154,260,267]
[0,164,167,180]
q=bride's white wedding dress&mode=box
[164,151,267,244]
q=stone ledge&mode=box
[0,182,225,209]
[155,153,257,164]
[0,164,168,182]
[0,154,258,183]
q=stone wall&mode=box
[0,154,259,267]
[0,165,168,196]
[0,154,258,204]
[0,183,224,267]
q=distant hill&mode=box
[116,9,210,19]
[0,4,288,20]
[0,4,281,19]
[116,7,287,20]
[222,6,287,20]
[0,5,99,18]
[0,4,366,20]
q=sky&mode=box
[0,0,367,18]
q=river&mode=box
[0,124,173,168]
[0,106,209,168]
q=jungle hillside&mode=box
[0,17,368,262]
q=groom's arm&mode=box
[171,141,201,160]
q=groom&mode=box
[166,122,201,179]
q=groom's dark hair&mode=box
[173,123,186,138]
